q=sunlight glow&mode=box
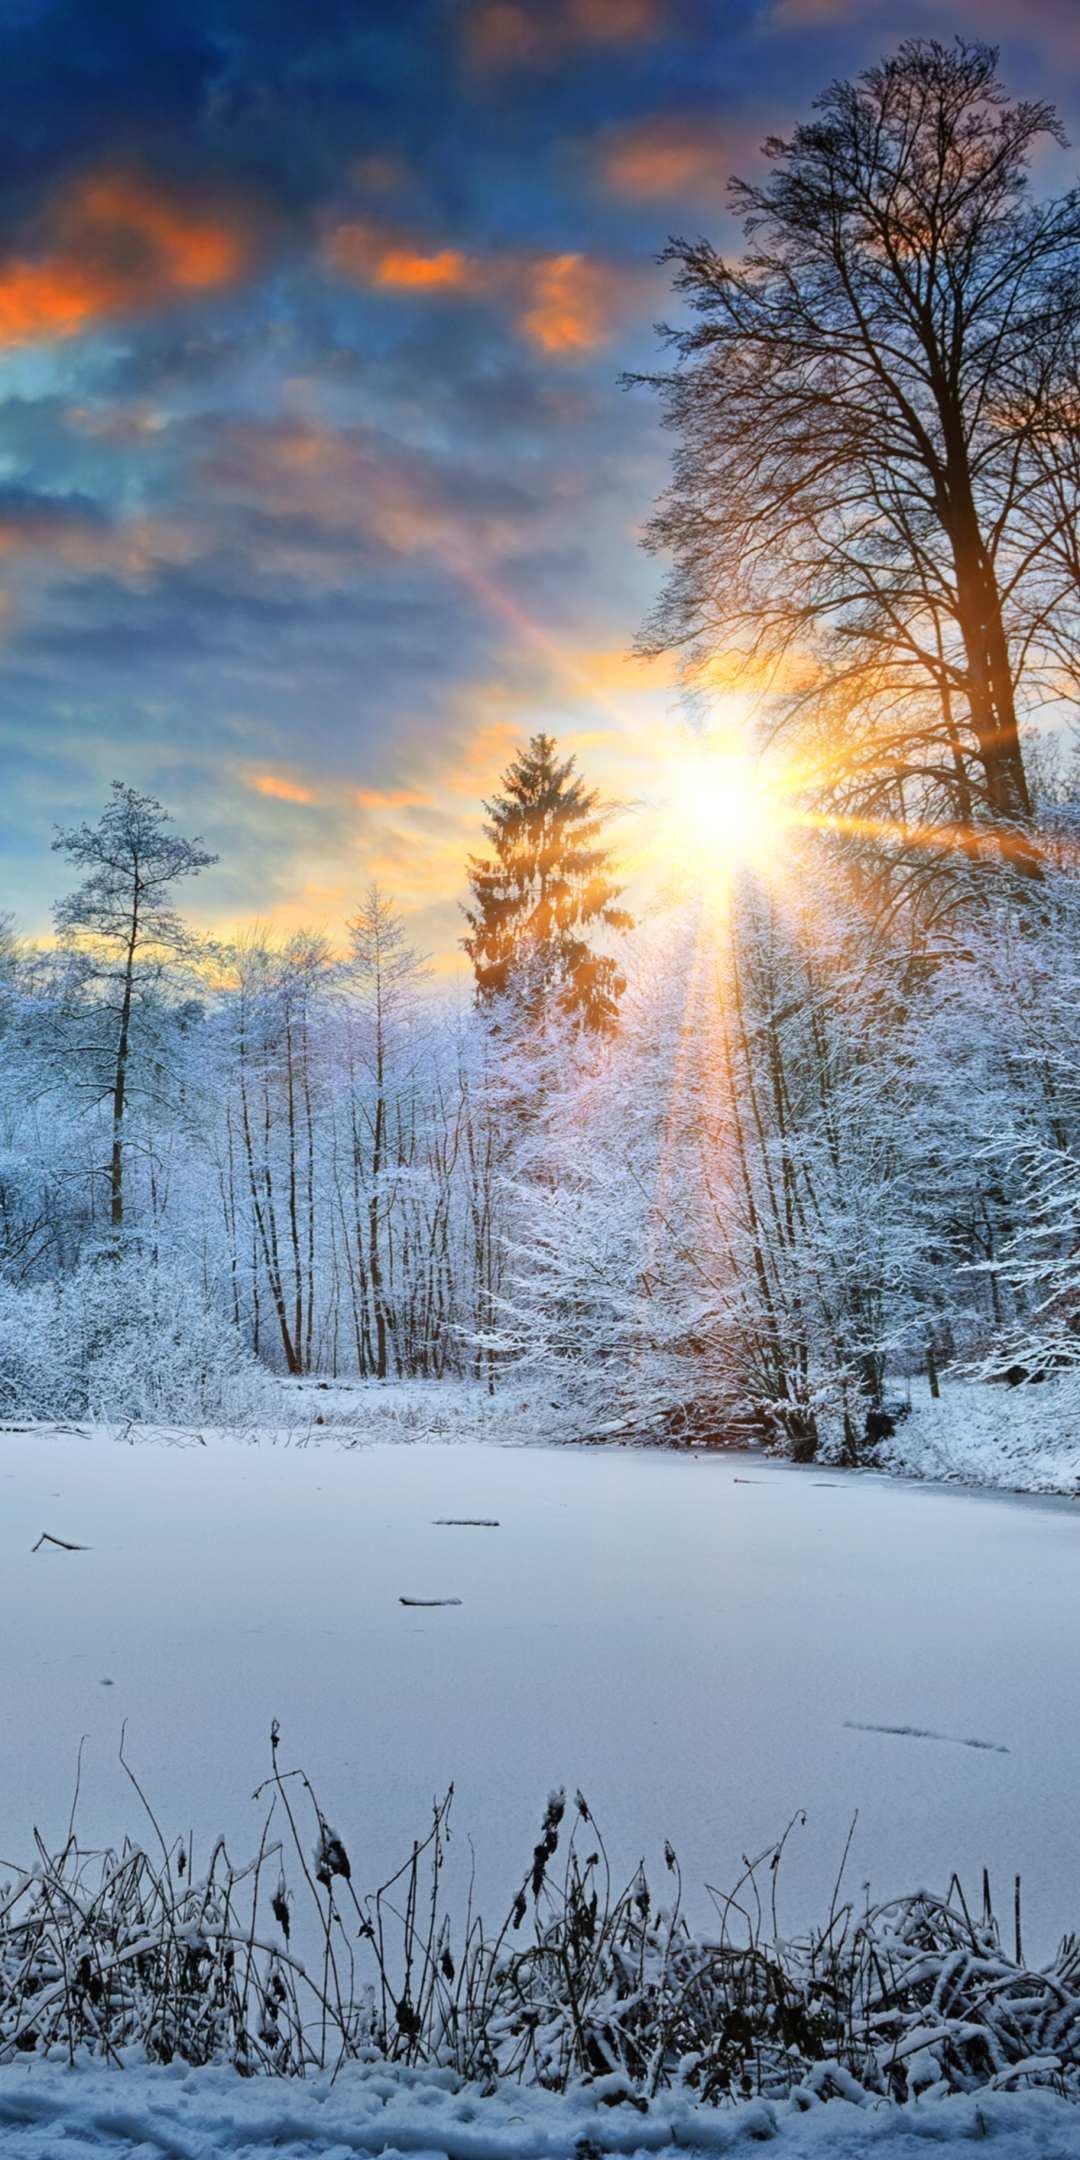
[665,745,782,880]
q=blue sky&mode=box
[1,0,1078,961]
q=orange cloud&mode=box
[444,718,524,793]
[377,247,471,291]
[251,774,314,803]
[603,118,734,200]
[74,174,241,289]
[326,218,621,356]
[356,786,433,809]
[326,221,479,294]
[0,169,248,350]
[466,0,658,66]
[520,254,613,353]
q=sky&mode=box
[1,0,1080,965]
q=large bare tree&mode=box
[634,39,1080,870]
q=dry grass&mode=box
[3,1729,1080,2106]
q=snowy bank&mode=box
[870,1376,1080,1494]
[2,2057,1080,2160]
[16,1365,1080,1497]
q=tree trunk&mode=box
[940,435,1039,870]
[109,907,140,1233]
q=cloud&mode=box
[766,0,860,19]
[602,116,740,201]
[356,786,433,808]
[445,716,527,794]
[351,155,408,195]
[0,169,251,351]
[326,222,480,293]
[250,773,314,802]
[575,647,678,690]
[465,0,660,69]
[200,418,506,563]
[0,489,206,592]
[520,254,617,353]
[376,247,473,292]
[325,220,622,355]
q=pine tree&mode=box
[462,733,632,1031]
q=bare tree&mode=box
[340,885,429,1378]
[52,784,216,1236]
[634,39,1080,870]
[222,930,332,1377]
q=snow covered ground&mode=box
[8,1392,1080,2150]
[5,1417,1080,1957]
[277,1369,1080,1496]
[875,1373,1080,1492]
[3,2055,1080,2160]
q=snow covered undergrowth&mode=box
[14,1356,1080,1497]
[2,2058,1080,2160]
[180,1371,1080,1496]
[0,1257,277,1428]
[22,1365,1080,1492]
[870,1376,1080,1494]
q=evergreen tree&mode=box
[462,733,632,1031]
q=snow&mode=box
[875,1375,1080,1493]
[7,1407,1080,2145]
[2,2055,1080,2158]
[5,1415,1080,1966]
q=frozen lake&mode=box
[3,1427,1080,1960]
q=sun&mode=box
[666,745,781,876]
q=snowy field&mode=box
[4,2054,1080,2159]
[6,1403,1080,2153]
[4,1410,1080,1956]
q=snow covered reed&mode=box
[3,1731,1080,2107]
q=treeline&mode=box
[2,765,1080,1450]
[0,871,506,1402]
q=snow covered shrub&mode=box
[7,1740,1080,2103]
[0,1254,275,1424]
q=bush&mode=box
[0,1255,275,1425]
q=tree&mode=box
[635,39,1080,871]
[462,732,632,1030]
[52,783,216,1236]
[341,884,429,1379]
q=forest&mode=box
[5,37,1080,1460]
[1,732,1079,1459]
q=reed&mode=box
[2,1728,1078,2107]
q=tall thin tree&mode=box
[53,783,216,1236]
